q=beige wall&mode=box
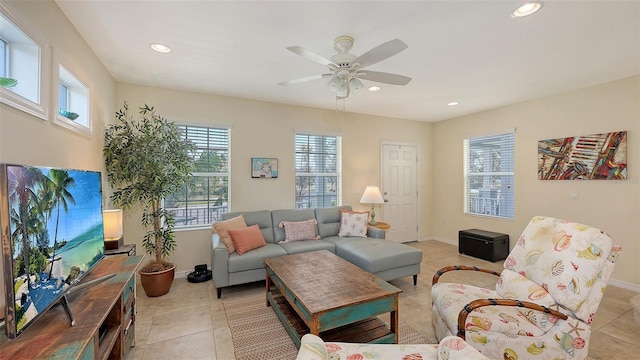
[431,75,640,288]
[1,2,638,316]
[115,83,434,275]
[0,1,115,315]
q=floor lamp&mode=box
[359,185,385,225]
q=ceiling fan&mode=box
[279,35,411,99]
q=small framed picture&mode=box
[251,158,278,178]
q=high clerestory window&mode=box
[53,64,90,134]
[463,130,515,219]
[0,38,7,77]
[166,125,231,228]
[295,133,342,209]
[0,2,50,119]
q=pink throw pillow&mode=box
[279,219,320,243]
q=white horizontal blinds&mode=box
[182,125,229,174]
[463,130,515,219]
[295,133,342,209]
[166,125,230,228]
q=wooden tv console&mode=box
[0,255,144,359]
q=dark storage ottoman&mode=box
[458,229,509,262]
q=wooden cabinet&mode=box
[0,255,144,359]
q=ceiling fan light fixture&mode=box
[512,2,543,18]
[327,76,345,93]
[368,86,381,92]
[349,78,363,92]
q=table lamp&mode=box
[103,209,123,250]
[359,185,385,225]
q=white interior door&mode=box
[381,143,419,243]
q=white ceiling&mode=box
[54,1,640,122]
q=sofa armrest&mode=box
[211,233,230,288]
[367,227,386,239]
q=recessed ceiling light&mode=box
[368,86,381,92]
[448,101,459,106]
[150,43,172,53]
[512,2,543,18]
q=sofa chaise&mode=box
[211,206,423,298]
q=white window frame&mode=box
[295,131,342,209]
[168,125,231,229]
[0,37,7,77]
[0,2,50,120]
[52,54,91,136]
[463,130,515,219]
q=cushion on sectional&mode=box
[228,224,267,255]
[212,214,247,253]
[338,209,369,237]
[279,219,320,243]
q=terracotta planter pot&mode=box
[139,264,176,297]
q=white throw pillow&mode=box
[338,210,369,237]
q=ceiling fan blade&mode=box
[278,73,332,86]
[358,71,411,86]
[353,39,408,68]
[287,46,335,66]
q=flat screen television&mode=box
[0,164,105,338]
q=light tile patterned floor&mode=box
[128,240,640,359]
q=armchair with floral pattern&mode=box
[431,216,622,359]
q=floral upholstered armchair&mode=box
[431,216,622,359]
[295,334,490,360]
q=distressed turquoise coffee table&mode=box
[265,250,401,348]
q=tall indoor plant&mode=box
[104,101,195,296]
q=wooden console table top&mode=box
[265,250,401,345]
[0,255,144,358]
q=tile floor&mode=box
[129,240,640,359]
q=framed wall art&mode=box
[251,158,278,178]
[538,130,627,180]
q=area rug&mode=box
[223,293,430,360]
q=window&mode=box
[0,2,49,119]
[53,64,90,133]
[58,82,68,111]
[295,133,342,209]
[0,38,7,77]
[166,125,230,228]
[464,130,515,219]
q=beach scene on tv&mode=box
[7,165,104,335]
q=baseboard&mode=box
[175,269,190,279]
[428,236,457,246]
[423,237,639,292]
[609,279,640,293]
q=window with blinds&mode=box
[165,125,230,228]
[463,130,515,219]
[295,133,342,209]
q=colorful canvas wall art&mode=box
[251,158,278,178]
[538,131,627,180]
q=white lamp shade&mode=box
[327,76,345,93]
[359,186,385,204]
[103,209,123,239]
[349,77,363,92]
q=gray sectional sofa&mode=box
[211,206,423,298]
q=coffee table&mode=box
[264,250,401,348]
